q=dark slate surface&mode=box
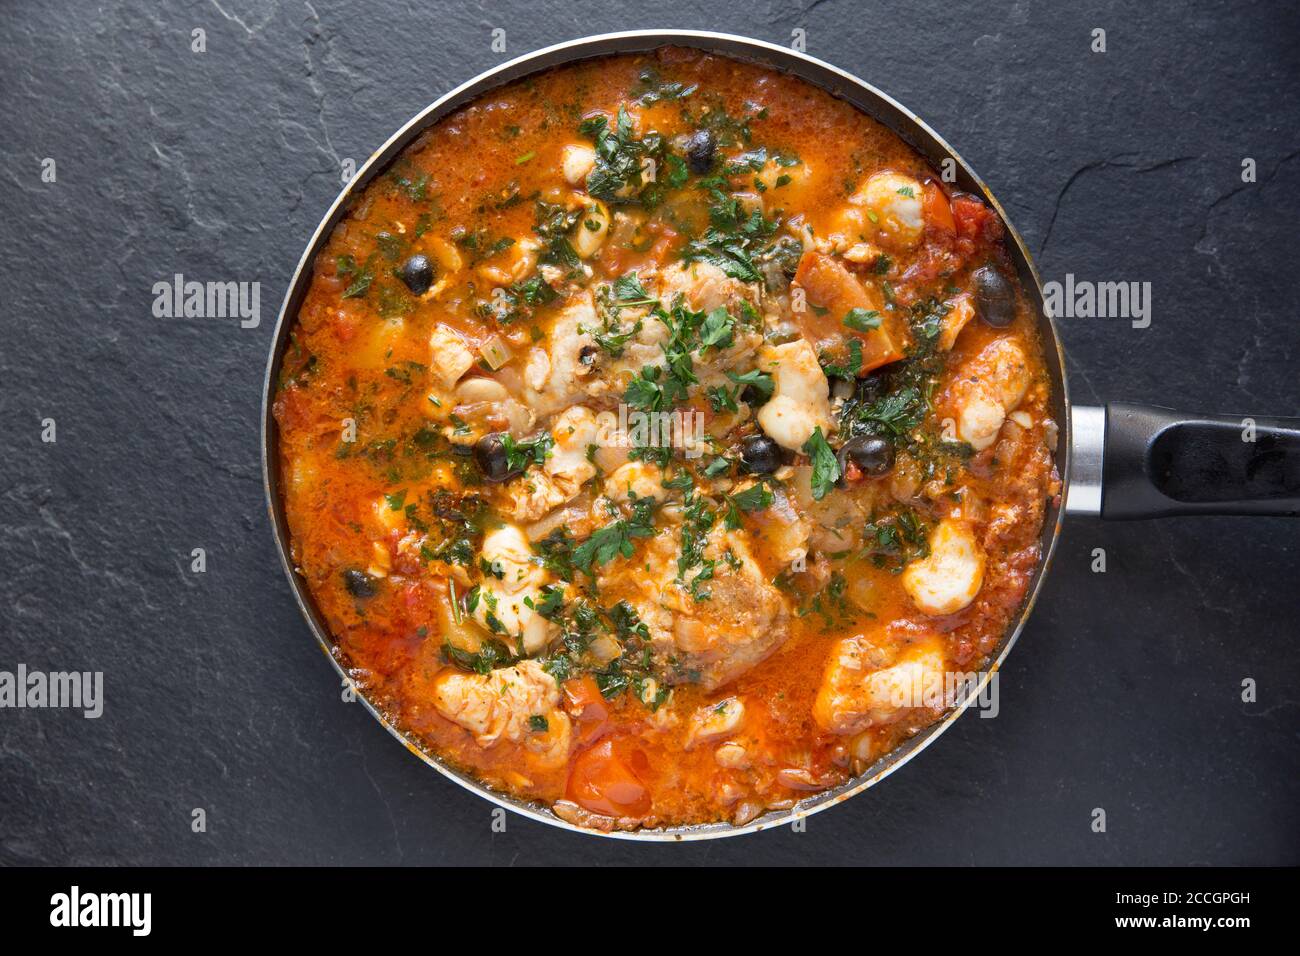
[1,0,1296,866]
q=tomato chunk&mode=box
[951,195,1003,243]
[792,251,906,373]
[923,182,956,234]
[566,738,652,818]
[562,675,610,746]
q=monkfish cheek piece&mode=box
[480,523,544,594]
[545,405,600,493]
[851,171,925,249]
[957,387,1007,451]
[901,519,986,616]
[755,339,832,451]
[572,200,610,259]
[952,338,1032,450]
[813,640,949,735]
[562,143,596,186]
[433,661,572,767]
[605,460,667,504]
[685,697,746,750]
[429,324,474,390]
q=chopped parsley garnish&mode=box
[533,200,583,270]
[535,529,577,583]
[443,637,515,675]
[337,254,374,299]
[821,339,863,379]
[724,481,774,529]
[860,508,932,573]
[703,456,732,478]
[624,365,667,411]
[416,489,488,570]
[799,571,857,629]
[514,273,559,306]
[909,297,949,345]
[725,368,775,401]
[578,106,661,204]
[590,272,655,357]
[539,594,661,702]
[844,308,882,333]
[612,271,654,304]
[680,183,778,283]
[852,386,926,440]
[726,146,768,174]
[572,496,657,573]
[802,426,840,501]
[633,68,699,106]
[501,433,553,472]
[707,384,739,413]
[621,297,739,411]
[698,307,735,350]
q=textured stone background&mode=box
[1,0,1296,865]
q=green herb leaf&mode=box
[724,481,774,528]
[624,367,665,411]
[501,433,553,472]
[698,307,735,350]
[573,499,657,573]
[844,308,882,333]
[725,368,775,401]
[822,339,863,379]
[613,271,653,302]
[802,426,840,501]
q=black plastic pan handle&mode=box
[1069,403,1300,519]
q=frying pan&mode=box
[260,30,1300,840]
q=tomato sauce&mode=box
[274,49,1059,829]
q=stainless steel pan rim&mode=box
[261,29,1073,842]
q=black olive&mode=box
[972,265,1015,328]
[684,129,716,175]
[851,369,889,404]
[474,432,519,483]
[837,435,895,479]
[578,344,599,366]
[741,434,781,475]
[398,254,434,296]
[343,568,378,599]
[740,383,768,407]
